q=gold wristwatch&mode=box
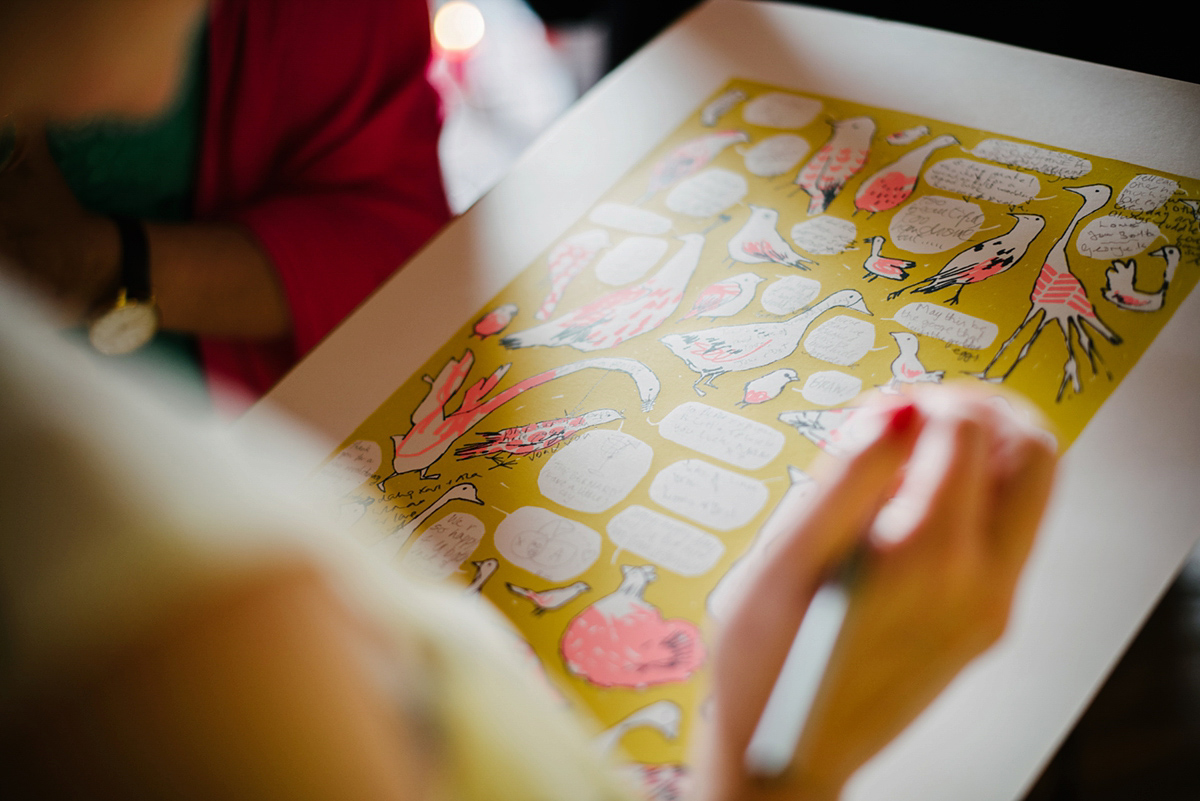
[88,217,159,356]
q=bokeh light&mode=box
[434,1,486,55]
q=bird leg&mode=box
[377,472,398,493]
[691,373,708,397]
[947,285,965,306]
[1000,317,1050,384]
[488,454,517,470]
[976,307,1040,380]
[1056,321,1082,403]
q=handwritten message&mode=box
[538,429,653,513]
[742,92,822,128]
[895,302,998,349]
[595,236,668,285]
[1116,174,1179,213]
[649,459,769,531]
[1076,214,1162,259]
[761,274,822,315]
[309,439,381,499]
[495,506,602,581]
[743,134,809,177]
[401,512,486,579]
[804,315,875,365]
[665,168,748,217]
[790,216,857,255]
[801,370,862,405]
[969,139,1091,178]
[659,402,785,469]
[608,505,725,577]
[925,158,1040,205]
[890,195,985,253]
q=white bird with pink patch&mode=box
[861,235,915,282]
[537,229,610,320]
[727,205,814,270]
[883,332,943,393]
[793,115,875,216]
[639,130,749,203]
[680,272,763,320]
[738,368,799,407]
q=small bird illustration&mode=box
[793,116,875,216]
[883,332,943,393]
[701,88,747,126]
[727,205,814,269]
[595,700,683,754]
[370,483,483,558]
[777,407,863,456]
[639,131,749,203]
[861,235,915,282]
[1102,246,1182,312]
[886,125,930,145]
[853,134,958,216]
[538,229,610,320]
[888,214,1046,305]
[506,580,591,615]
[454,409,623,468]
[738,368,799,406]
[680,272,764,320]
[472,303,518,339]
[465,558,499,594]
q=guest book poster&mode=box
[308,80,1199,783]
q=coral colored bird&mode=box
[888,214,1046,305]
[886,125,930,145]
[777,407,864,456]
[793,116,875,216]
[680,272,763,320]
[506,580,591,615]
[861,235,915,282]
[737,368,799,406]
[472,303,518,339]
[1102,246,1182,312]
[454,408,622,468]
[853,134,958,216]
[538,229,610,320]
[639,130,749,203]
[727,205,814,269]
[501,233,708,352]
[883,332,943,393]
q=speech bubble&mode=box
[969,139,1091,178]
[649,459,769,531]
[309,440,381,499]
[895,302,998,349]
[804,316,875,365]
[741,92,822,129]
[589,202,673,235]
[743,134,809,177]
[1076,214,1162,259]
[608,505,725,577]
[495,506,602,581]
[1116,174,1180,213]
[925,158,1040,205]
[538,429,654,514]
[760,275,822,315]
[400,512,485,579]
[889,195,985,253]
[665,168,748,217]
[790,216,858,255]
[594,236,669,285]
[658,402,785,470]
[800,370,863,405]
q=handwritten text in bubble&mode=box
[790,216,857,255]
[608,505,725,577]
[589,202,673,235]
[595,236,668,285]
[309,440,381,499]
[659,402,785,470]
[925,158,1040,205]
[801,370,863,405]
[666,168,748,217]
[743,134,809,177]
[760,274,822,315]
[401,512,485,579]
[895,302,998,349]
[742,92,822,129]
[969,139,1091,178]
[538,429,653,514]
[495,506,602,581]
[804,316,875,365]
[890,195,985,253]
[1076,214,1162,259]
[649,459,769,531]
[1117,174,1180,213]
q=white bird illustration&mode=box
[861,235,914,282]
[793,116,875,216]
[538,229,610,320]
[639,131,749,203]
[777,407,864,455]
[465,558,499,594]
[882,332,943,393]
[701,88,747,126]
[680,272,763,320]
[505,580,591,615]
[738,368,799,406]
[660,289,872,395]
[371,483,483,558]
[886,125,930,145]
[1102,245,1182,312]
[727,205,814,269]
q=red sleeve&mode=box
[195,0,451,402]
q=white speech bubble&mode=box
[925,158,1041,205]
[659,402,785,470]
[594,236,668,285]
[538,429,654,514]
[495,506,602,581]
[649,459,769,531]
[743,134,810,177]
[895,302,998,349]
[804,316,875,365]
[741,92,822,129]
[801,370,863,405]
[760,275,822,315]
[789,216,858,255]
[1116,174,1180,213]
[589,202,673,235]
[665,168,748,217]
[401,512,486,579]
[1076,214,1162,259]
[969,139,1092,178]
[890,195,985,253]
[309,440,381,499]
[608,505,725,577]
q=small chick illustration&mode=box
[861,235,915,282]
[883,332,943,393]
[680,272,763,320]
[727,205,814,270]
[1102,245,1181,312]
[738,368,799,406]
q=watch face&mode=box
[89,301,159,356]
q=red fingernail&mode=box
[885,402,917,436]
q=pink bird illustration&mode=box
[501,233,708,352]
[454,408,622,468]
[727,205,814,269]
[506,580,591,615]
[680,272,763,320]
[639,130,749,203]
[861,235,914,282]
[737,368,799,407]
[537,229,610,320]
[560,564,706,689]
[853,134,958,216]
[793,116,875,216]
[882,332,943,393]
[1102,245,1181,312]
[886,125,930,145]
[471,303,518,339]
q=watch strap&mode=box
[111,215,151,302]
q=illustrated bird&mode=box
[660,289,872,395]
[777,407,864,456]
[501,233,708,352]
[888,214,1046,305]
[726,205,814,269]
[793,115,875,216]
[1102,245,1182,312]
[536,229,610,320]
[861,235,915,281]
[465,558,499,594]
[883,332,943,393]
[737,368,799,406]
[454,409,623,468]
[506,580,591,615]
[472,303,518,339]
[595,700,683,754]
[976,184,1121,401]
[886,125,930,145]
[701,88,747,126]
[638,130,749,203]
[853,134,958,216]
[371,483,483,558]
[680,272,764,320]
